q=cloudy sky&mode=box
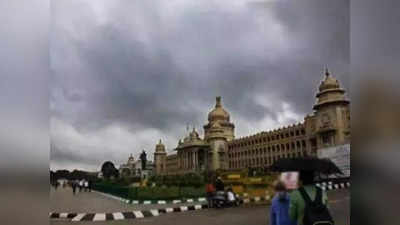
[50,0,350,172]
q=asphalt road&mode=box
[50,187,349,225]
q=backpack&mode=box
[298,187,334,225]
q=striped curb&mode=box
[93,190,207,205]
[241,195,271,204]
[50,204,209,222]
[315,182,350,191]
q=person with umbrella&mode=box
[270,157,340,225]
[289,171,330,225]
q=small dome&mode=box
[189,127,200,139]
[155,139,166,153]
[319,69,340,91]
[127,154,134,164]
[183,136,190,143]
[208,96,230,122]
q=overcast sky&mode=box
[50,0,350,172]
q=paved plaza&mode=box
[50,187,349,225]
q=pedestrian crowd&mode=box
[51,179,92,195]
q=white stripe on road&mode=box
[72,213,86,222]
[93,213,106,221]
[150,209,160,216]
[113,212,124,220]
[133,211,144,218]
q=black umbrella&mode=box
[269,157,343,175]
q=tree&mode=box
[101,161,119,179]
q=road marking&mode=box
[71,213,86,222]
[93,213,106,221]
[113,212,124,220]
[133,211,144,218]
[150,209,160,216]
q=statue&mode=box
[140,150,147,170]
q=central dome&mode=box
[208,96,230,122]
[319,69,340,91]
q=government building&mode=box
[153,70,350,176]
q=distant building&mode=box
[119,154,154,179]
[154,70,350,176]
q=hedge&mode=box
[93,183,205,201]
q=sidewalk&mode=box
[50,187,197,213]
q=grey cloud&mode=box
[50,0,350,170]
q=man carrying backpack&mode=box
[289,171,334,225]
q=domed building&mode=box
[204,96,235,141]
[119,154,135,177]
[308,68,351,148]
[153,97,235,175]
[154,69,350,177]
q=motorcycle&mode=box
[211,191,242,208]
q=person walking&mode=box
[84,180,89,192]
[72,181,77,195]
[289,171,332,225]
[78,180,83,192]
[54,181,59,190]
[88,180,92,192]
[270,181,296,225]
[205,179,216,208]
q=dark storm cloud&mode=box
[50,0,350,170]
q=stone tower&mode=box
[154,139,167,175]
[310,69,350,149]
[203,96,235,170]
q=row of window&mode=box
[228,140,307,158]
[229,129,306,149]
[229,151,308,169]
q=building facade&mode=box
[119,154,154,179]
[153,96,235,175]
[154,70,350,175]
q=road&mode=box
[50,187,349,225]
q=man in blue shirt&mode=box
[270,181,297,225]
